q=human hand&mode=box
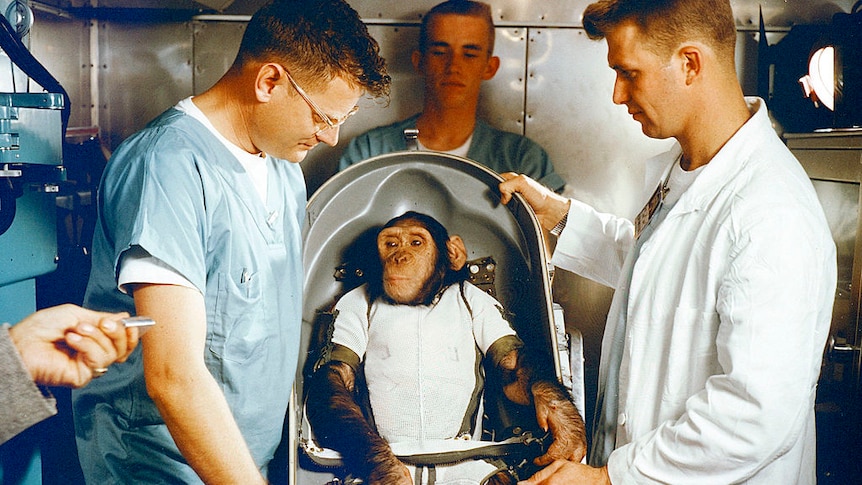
[498,173,570,232]
[8,304,138,388]
[518,459,610,485]
[532,381,587,465]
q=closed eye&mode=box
[615,67,636,80]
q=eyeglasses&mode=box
[282,67,359,135]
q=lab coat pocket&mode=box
[210,271,268,363]
[661,306,720,409]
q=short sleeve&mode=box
[330,286,372,360]
[99,125,209,293]
[462,283,517,353]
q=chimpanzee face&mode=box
[377,221,439,305]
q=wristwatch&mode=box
[549,213,568,237]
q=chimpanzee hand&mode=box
[531,381,587,465]
[366,451,412,485]
[486,469,518,485]
[497,348,587,463]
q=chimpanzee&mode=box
[306,211,586,485]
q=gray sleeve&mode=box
[0,323,57,445]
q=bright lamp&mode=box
[799,46,835,111]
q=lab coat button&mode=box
[618,412,627,426]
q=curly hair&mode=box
[235,0,390,98]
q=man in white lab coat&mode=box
[499,0,837,483]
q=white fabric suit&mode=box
[331,282,516,443]
[553,98,836,484]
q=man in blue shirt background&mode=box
[339,0,565,193]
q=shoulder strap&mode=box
[459,281,474,318]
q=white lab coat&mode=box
[553,98,836,484]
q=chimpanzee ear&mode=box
[446,235,468,271]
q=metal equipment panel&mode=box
[0,189,58,289]
[733,0,859,27]
[785,131,862,484]
[98,20,192,150]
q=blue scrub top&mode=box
[73,108,305,483]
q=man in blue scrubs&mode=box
[339,0,565,193]
[72,1,390,483]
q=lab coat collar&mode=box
[666,97,771,215]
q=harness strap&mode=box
[392,432,547,466]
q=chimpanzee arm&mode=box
[494,341,587,464]
[305,360,369,449]
[306,354,413,485]
[305,358,412,485]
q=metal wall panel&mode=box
[351,0,587,25]
[28,0,861,148]
[39,0,862,26]
[191,19,243,94]
[339,0,857,27]
[87,0,268,14]
[479,27,528,135]
[98,20,192,149]
[30,12,91,128]
[494,1,584,25]
[525,28,673,218]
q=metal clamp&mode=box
[404,128,419,151]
